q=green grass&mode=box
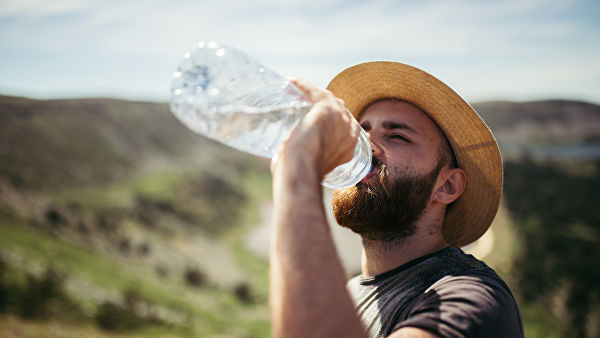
[0,216,140,290]
[133,170,186,201]
[520,303,565,338]
[48,168,189,209]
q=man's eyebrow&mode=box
[382,121,417,134]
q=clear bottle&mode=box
[170,41,371,189]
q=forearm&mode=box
[270,155,366,338]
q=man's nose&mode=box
[367,133,383,156]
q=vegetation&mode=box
[473,100,600,337]
[0,259,78,320]
[503,159,600,338]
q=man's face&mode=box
[332,99,448,242]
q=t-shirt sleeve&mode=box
[391,272,524,338]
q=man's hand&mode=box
[271,78,360,180]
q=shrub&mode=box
[118,237,131,254]
[96,301,140,331]
[17,267,69,319]
[137,242,151,256]
[0,264,81,320]
[95,288,162,332]
[233,282,254,304]
[184,267,207,287]
[0,257,9,313]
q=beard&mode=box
[332,156,443,243]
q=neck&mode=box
[360,214,449,278]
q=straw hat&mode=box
[327,61,502,247]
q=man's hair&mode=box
[438,132,458,169]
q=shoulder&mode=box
[429,269,517,309]
[422,247,518,308]
[394,266,524,337]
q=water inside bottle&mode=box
[184,104,310,158]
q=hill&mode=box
[473,100,600,143]
[0,95,273,337]
[0,95,253,190]
[472,100,600,160]
[1,96,597,191]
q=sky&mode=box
[1,0,599,104]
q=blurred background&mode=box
[0,0,599,337]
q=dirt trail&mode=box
[245,189,363,275]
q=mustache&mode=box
[371,155,384,170]
[361,155,390,195]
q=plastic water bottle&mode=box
[169,41,371,189]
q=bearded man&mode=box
[269,62,524,338]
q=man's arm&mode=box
[388,327,439,338]
[269,79,366,338]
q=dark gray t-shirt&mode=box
[347,247,524,338]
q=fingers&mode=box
[289,78,351,124]
[291,77,358,140]
[283,78,360,175]
[289,78,336,103]
[289,77,351,114]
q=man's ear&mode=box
[432,167,466,205]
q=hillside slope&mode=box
[0,95,263,190]
[0,95,272,337]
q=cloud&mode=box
[0,0,598,102]
[0,0,85,18]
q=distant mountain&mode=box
[473,100,600,145]
[1,95,598,191]
[472,100,600,160]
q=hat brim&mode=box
[327,61,502,247]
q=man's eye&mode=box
[389,134,408,142]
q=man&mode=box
[269,62,523,338]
